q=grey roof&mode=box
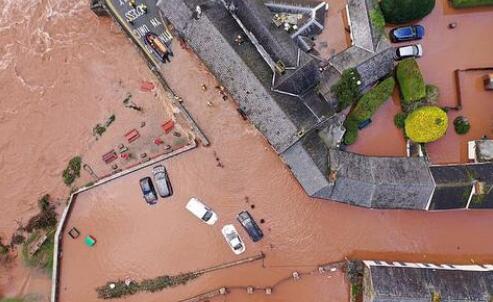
[347,0,374,52]
[364,262,493,302]
[476,140,493,162]
[158,0,325,152]
[327,150,435,209]
[225,0,300,67]
[430,163,493,209]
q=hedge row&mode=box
[451,0,493,7]
[343,77,396,145]
[396,58,426,105]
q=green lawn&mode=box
[451,0,493,7]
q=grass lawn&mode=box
[451,0,493,7]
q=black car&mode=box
[139,177,158,205]
[237,211,263,242]
[390,25,425,43]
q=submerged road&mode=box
[55,1,493,302]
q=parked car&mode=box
[185,198,218,225]
[390,25,425,43]
[144,32,172,63]
[152,165,172,198]
[395,44,423,60]
[237,211,263,242]
[221,224,245,255]
[139,177,158,205]
[484,73,493,91]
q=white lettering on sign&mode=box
[118,0,128,6]
[135,24,150,37]
[125,4,147,22]
[150,17,162,28]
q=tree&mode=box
[380,0,436,24]
[331,68,362,111]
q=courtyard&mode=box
[346,0,493,164]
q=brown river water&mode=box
[1,0,493,301]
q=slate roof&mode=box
[364,262,493,302]
[430,163,493,209]
[327,150,435,209]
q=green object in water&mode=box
[85,236,96,247]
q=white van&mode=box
[185,198,218,225]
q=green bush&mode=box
[370,8,386,35]
[454,116,471,134]
[21,229,55,274]
[25,195,57,233]
[451,0,493,7]
[405,106,448,143]
[394,112,407,129]
[331,68,362,111]
[63,156,82,186]
[396,59,426,106]
[380,0,436,24]
[343,126,358,145]
[349,77,395,123]
[425,84,440,103]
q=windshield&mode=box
[398,27,414,37]
[202,211,213,222]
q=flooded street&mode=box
[1,0,493,301]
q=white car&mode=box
[185,198,218,225]
[221,224,245,255]
[395,44,423,60]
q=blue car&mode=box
[390,25,425,43]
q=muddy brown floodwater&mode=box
[2,0,493,301]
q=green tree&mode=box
[331,68,362,111]
[380,0,436,24]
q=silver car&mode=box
[152,165,172,198]
[395,44,423,60]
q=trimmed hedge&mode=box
[370,8,386,35]
[396,59,426,106]
[331,68,362,111]
[451,0,493,7]
[349,77,395,123]
[343,77,395,145]
[405,106,448,143]
[380,0,436,24]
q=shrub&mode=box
[63,156,82,186]
[451,0,493,7]
[349,77,395,123]
[21,229,55,274]
[380,0,436,24]
[331,68,362,111]
[394,112,407,129]
[0,237,8,255]
[370,8,386,35]
[25,195,57,233]
[425,84,440,103]
[405,106,448,143]
[343,126,358,145]
[454,116,471,135]
[396,59,426,106]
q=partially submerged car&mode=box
[221,224,245,255]
[139,177,158,205]
[390,25,425,43]
[395,44,423,60]
[152,165,172,198]
[144,32,172,63]
[185,198,218,225]
[237,211,263,242]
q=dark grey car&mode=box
[139,177,158,205]
[152,165,172,198]
[237,211,263,242]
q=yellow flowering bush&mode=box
[405,106,448,143]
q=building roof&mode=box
[476,140,493,162]
[363,261,493,302]
[327,150,435,209]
